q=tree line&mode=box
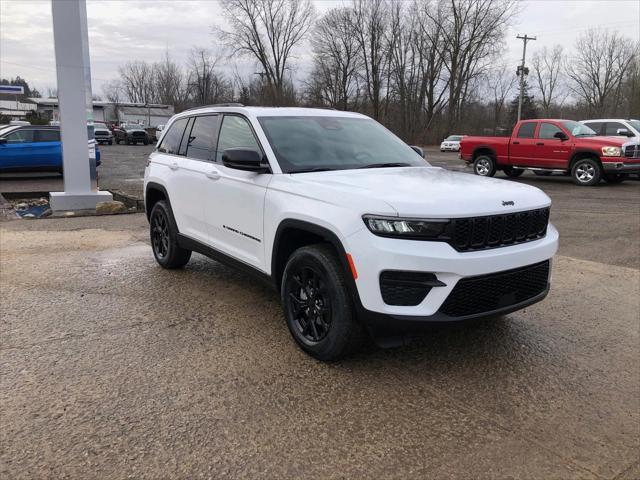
[77,0,640,143]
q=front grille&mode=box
[447,208,549,252]
[94,131,110,137]
[380,271,441,306]
[624,144,639,158]
[132,132,146,138]
[439,260,550,317]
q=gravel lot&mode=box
[1,144,639,479]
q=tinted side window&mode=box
[604,122,626,136]
[5,130,35,143]
[538,123,563,139]
[516,122,536,138]
[186,115,220,161]
[36,130,61,142]
[585,122,604,135]
[216,115,261,163]
[158,118,189,155]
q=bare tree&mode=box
[154,50,189,110]
[118,61,155,103]
[351,0,390,120]
[217,0,314,105]
[310,7,361,110]
[531,45,565,116]
[566,29,637,116]
[102,79,124,123]
[186,47,232,106]
[435,0,515,132]
[484,64,516,134]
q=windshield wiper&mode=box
[357,162,412,169]
[290,167,337,173]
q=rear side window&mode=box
[604,122,626,136]
[538,123,563,139]
[215,115,261,163]
[516,122,536,138]
[158,118,189,155]
[585,122,604,135]
[36,130,61,142]
[186,115,221,161]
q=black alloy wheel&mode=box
[149,200,191,269]
[281,244,363,361]
[286,266,332,343]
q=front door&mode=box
[533,122,571,168]
[0,129,37,170]
[204,114,272,271]
[508,121,538,166]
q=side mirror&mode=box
[222,148,270,173]
[410,145,425,158]
[553,131,568,141]
[616,128,634,137]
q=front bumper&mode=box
[440,144,460,151]
[602,159,640,174]
[346,224,558,333]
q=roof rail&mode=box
[183,103,245,112]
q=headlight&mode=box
[601,146,622,157]
[363,215,449,239]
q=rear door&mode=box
[204,114,272,270]
[533,122,571,168]
[34,129,62,169]
[508,121,538,166]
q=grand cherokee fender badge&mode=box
[502,200,515,206]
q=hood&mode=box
[126,128,147,133]
[94,127,111,133]
[578,136,627,147]
[281,166,551,217]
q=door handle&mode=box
[168,162,179,171]
[206,169,221,180]
[512,141,520,145]
[536,142,544,146]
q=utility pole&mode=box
[516,34,536,122]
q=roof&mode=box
[581,118,638,122]
[175,106,368,119]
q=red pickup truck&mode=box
[459,119,640,186]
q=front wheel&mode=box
[474,155,496,177]
[571,158,602,186]
[281,244,363,361]
[149,200,191,269]
[503,166,524,178]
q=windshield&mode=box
[628,120,640,132]
[562,121,596,137]
[445,135,462,141]
[258,116,427,173]
[93,123,108,129]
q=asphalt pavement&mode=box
[0,145,639,479]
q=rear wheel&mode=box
[571,158,602,186]
[603,173,626,184]
[281,244,363,361]
[473,155,496,177]
[149,200,191,269]
[503,166,524,178]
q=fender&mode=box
[569,148,601,165]
[144,181,171,220]
[271,219,364,309]
[472,145,497,159]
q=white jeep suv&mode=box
[144,106,558,361]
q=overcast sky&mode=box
[1,0,638,97]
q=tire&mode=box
[281,244,363,361]
[115,138,120,145]
[144,138,149,145]
[503,166,524,178]
[149,200,191,269]
[534,171,552,176]
[473,155,496,177]
[571,157,602,186]
[108,140,113,145]
[603,173,626,184]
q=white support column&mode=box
[49,0,112,210]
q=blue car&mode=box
[0,125,101,173]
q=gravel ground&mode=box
[0,145,639,479]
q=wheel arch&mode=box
[271,219,357,299]
[569,149,602,171]
[144,182,171,220]
[472,146,497,161]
